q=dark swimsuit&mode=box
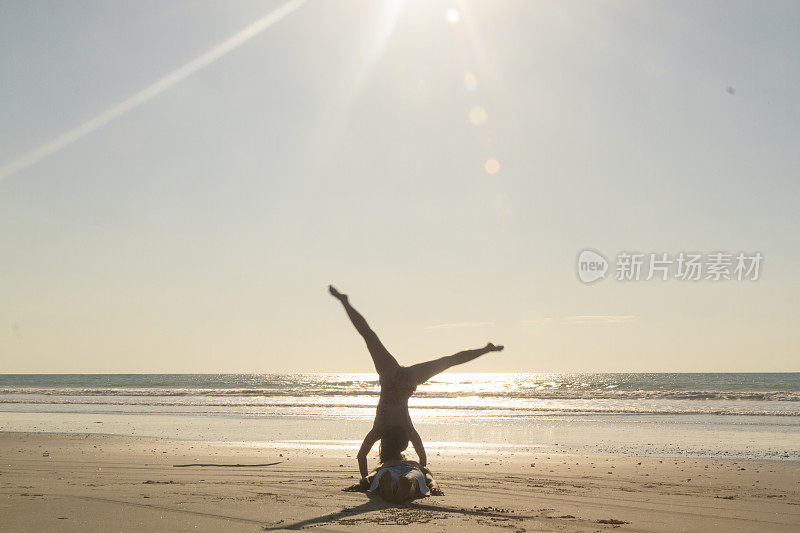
[380,366,417,396]
[376,366,417,424]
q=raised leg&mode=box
[329,285,399,376]
[407,343,503,386]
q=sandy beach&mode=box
[1,432,798,532]
[3,0,800,531]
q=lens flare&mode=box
[485,158,500,175]
[463,71,477,92]
[0,0,307,182]
[469,106,487,126]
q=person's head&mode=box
[378,425,409,463]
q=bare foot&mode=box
[485,342,504,352]
[377,471,396,501]
[396,475,414,502]
[328,285,347,302]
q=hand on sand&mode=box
[430,485,444,496]
[485,342,504,352]
[342,478,370,492]
[328,285,348,302]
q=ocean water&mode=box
[1,373,798,460]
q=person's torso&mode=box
[375,366,417,427]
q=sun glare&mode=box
[445,7,460,25]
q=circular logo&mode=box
[577,249,608,284]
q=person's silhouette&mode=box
[328,285,503,483]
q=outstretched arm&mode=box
[408,343,504,386]
[422,466,443,495]
[408,426,427,467]
[357,427,380,478]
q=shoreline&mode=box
[1,431,798,532]
[2,429,799,465]
[2,409,798,462]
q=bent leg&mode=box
[331,287,399,376]
[377,470,397,501]
[398,474,417,500]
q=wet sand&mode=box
[1,432,798,532]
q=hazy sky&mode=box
[1,0,798,373]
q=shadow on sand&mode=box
[262,491,533,530]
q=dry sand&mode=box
[1,432,798,532]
